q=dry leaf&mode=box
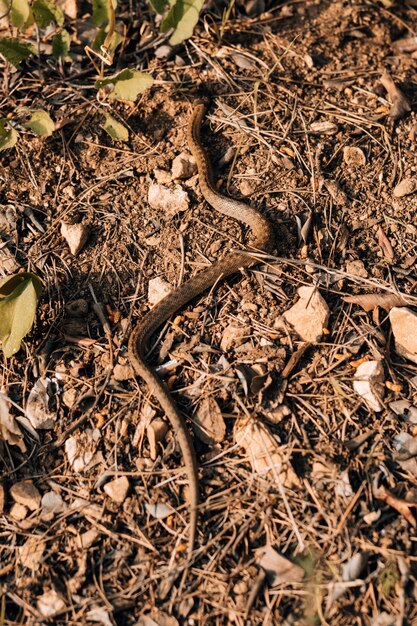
[373,482,417,526]
[343,293,413,312]
[377,226,394,263]
[380,71,411,120]
[256,546,305,587]
[0,391,26,452]
[193,397,226,444]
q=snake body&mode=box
[128,103,275,557]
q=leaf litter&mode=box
[2,1,417,624]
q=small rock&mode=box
[148,182,189,215]
[194,397,226,444]
[41,491,65,516]
[37,589,66,617]
[310,120,339,135]
[148,276,172,306]
[62,387,78,409]
[10,503,28,520]
[103,476,130,504]
[345,259,368,278]
[65,299,89,317]
[393,178,416,198]
[113,362,135,381]
[155,44,174,60]
[171,151,197,180]
[220,325,252,352]
[154,168,172,184]
[147,418,169,460]
[174,55,186,67]
[10,480,41,511]
[218,147,235,167]
[239,180,255,196]
[353,360,385,412]
[390,307,417,364]
[61,222,90,256]
[0,245,19,274]
[343,146,366,167]
[283,286,330,342]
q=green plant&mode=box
[0,273,42,358]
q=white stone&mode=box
[103,476,130,504]
[393,178,416,198]
[353,360,385,412]
[171,151,196,180]
[283,286,329,342]
[41,491,65,516]
[148,182,189,215]
[390,307,417,364]
[148,276,172,306]
[60,222,89,256]
[10,480,41,511]
[37,589,66,617]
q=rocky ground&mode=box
[1,1,417,624]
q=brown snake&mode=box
[128,103,275,558]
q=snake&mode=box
[128,102,275,558]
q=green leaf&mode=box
[102,112,129,141]
[0,273,42,358]
[9,0,33,29]
[92,28,122,57]
[95,69,153,102]
[25,110,55,137]
[149,0,169,14]
[0,37,35,67]
[92,0,109,27]
[0,119,18,151]
[161,0,204,45]
[52,29,70,59]
[32,0,64,27]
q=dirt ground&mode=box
[2,0,417,624]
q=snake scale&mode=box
[128,103,275,558]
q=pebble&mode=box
[353,360,385,412]
[61,222,90,256]
[154,168,172,184]
[310,120,339,135]
[390,307,417,364]
[41,491,65,516]
[393,178,416,198]
[103,476,130,504]
[343,146,366,167]
[37,589,66,617]
[113,362,135,381]
[10,480,42,511]
[147,182,189,215]
[283,286,330,342]
[171,151,197,180]
[10,502,28,520]
[239,180,255,196]
[148,276,172,306]
[155,45,174,60]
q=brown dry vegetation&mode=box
[2,1,417,624]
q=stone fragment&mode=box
[37,589,66,617]
[171,151,197,180]
[390,307,417,364]
[155,44,173,59]
[240,180,255,196]
[61,222,89,256]
[393,178,416,198]
[103,476,130,504]
[346,259,368,278]
[0,245,19,274]
[41,491,65,516]
[10,480,41,511]
[148,182,189,215]
[343,146,366,167]
[353,360,385,412]
[76,528,100,549]
[62,388,77,409]
[154,168,172,184]
[10,503,28,520]
[148,276,172,306]
[310,120,339,135]
[220,325,252,352]
[113,363,135,381]
[147,418,169,460]
[283,286,329,342]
